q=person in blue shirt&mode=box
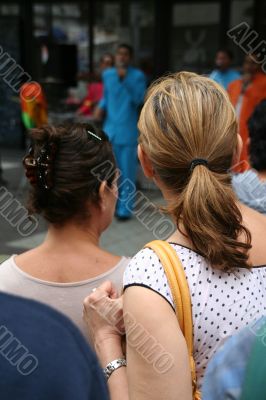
[0,292,108,400]
[209,49,240,89]
[97,44,146,220]
[202,316,266,400]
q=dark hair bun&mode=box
[24,123,116,225]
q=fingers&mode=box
[94,281,118,299]
[84,289,121,315]
[83,286,125,334]
[84,282,110,309]
[84,288,104,310]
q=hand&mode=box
[93,106,105,121]
[83,281,125,347]
[117,67,127,79]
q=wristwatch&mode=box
[103,358,127,381]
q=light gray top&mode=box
[232,170,266,214]
[0,255,129,341]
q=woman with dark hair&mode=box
[84,73,266,400]
[0,123,128,339]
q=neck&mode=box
[44,221,101,251]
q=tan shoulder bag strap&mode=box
[144,240,200,400]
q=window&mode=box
[34,3,89,72]
[229,0,254,66]
[170,2,220,74]
[94,1,154,77]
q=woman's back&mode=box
[0,123,127,339]
[0,254,128,339]
[125,204,266,385]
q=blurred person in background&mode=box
[77,53,114,117]
[202,316,266,400]
[228,54,266,171]
[0,82,47,187]
[100,53,115,71]
[209,49,240,89]
[0,123,128,341]
[0,292,108,400]
[20,82,48,129]
[232,99,266,214]
[95,44,146,220]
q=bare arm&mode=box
[84,282,192,400]
[124,286,193,400]
[95,337,129,400]
[84,283,129,400]
[93,106,105,121]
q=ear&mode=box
[138,144,154,178]
[232,134,243,167]
[98,180,108,211]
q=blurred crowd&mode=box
[13,45,266,218]
[0,44,266,400]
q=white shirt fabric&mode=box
[124,243,266,387]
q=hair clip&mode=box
[36,142,57,190]
[23,142,57,190]
[23,146,38,185]
[88,130,102,141]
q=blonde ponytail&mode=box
[138,72,252,271]
[170,165,251,270]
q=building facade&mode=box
[0,0,265,146]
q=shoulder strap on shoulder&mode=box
[144,240,193,347]
[144,240,200,399]
[144,240,184,329]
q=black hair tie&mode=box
[189,158,208,173]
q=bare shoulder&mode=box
[15,247,42,264]
[101,253,125,270]
[14,246,48,272]
[241,203,266,233]
[240,203,266,265]
[14,245,124,282]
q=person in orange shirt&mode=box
[20,82,48,129]
[228,54,266,171]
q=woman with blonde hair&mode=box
[84,72,266,400]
